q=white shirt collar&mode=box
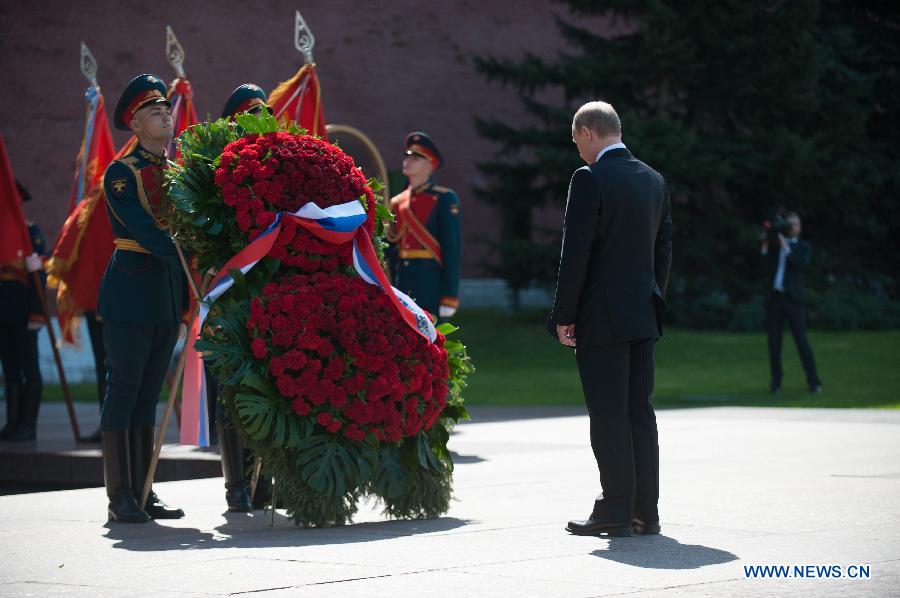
[596,142,627,162]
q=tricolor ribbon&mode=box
[179,200,436,446]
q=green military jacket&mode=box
[98,145,187,326]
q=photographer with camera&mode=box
[760,210,822,395]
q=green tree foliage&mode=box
[474,0,899,324]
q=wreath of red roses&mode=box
[214,132,376,273]
[247,272,450,442]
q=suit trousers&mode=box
[100,320,178,431]
[575,339,659,523]
[766,292,821,389]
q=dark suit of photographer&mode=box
[761,212,821,393]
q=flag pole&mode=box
[141,239,203,510]
[31,271,81,443]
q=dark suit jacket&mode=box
[549,148,672,347]
[763,237,811,303]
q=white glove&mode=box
[24,253,43,273]
[439,305,457,319]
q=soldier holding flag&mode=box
[0,180,47,441]
[98,74,187,523]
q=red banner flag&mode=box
[47,88,117,342]
[268,63,328,140]
[166,77,198,159]
[0,132,33,265]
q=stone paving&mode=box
[0,406,898,597]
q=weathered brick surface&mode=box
[0,0,596,276]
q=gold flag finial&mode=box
[294,10,315,64]
[166,25,186,78]
[80,41,98,87]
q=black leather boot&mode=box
[0,385,20,439]
[81,427,102,443]
[9,352,41,441]
[101,430,150,523]
[218,424,252,512]
[8,383,38,441]
[130,426,184,519]
[252,470,273,510]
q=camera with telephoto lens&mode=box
[762,207,791,238]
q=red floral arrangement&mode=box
[214,132,376,272]
[247,272,450,443]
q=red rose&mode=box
[251,337,266,359]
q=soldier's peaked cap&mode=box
[113,74,170,131]
[405,131,443,169]
[222,83,272,119]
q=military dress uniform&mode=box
[0,215,47,441]
[98,74,186,522]
[210,83,275,513]
[389,132,461,317]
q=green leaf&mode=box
[233,390,305,449]
[436,322,459,335]
[375,201,395,223]
[416,431,443,472]
[295,435,362,497]
[371,445,407,498]
[228,267,249,297]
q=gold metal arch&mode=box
[325,123,391,206]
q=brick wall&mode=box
[0,0,604,277]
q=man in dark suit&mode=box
[549,101,672,537]
[761,212,822,394]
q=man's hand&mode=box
[24,253,43,273]
[439,305,457,319]
[556,323,576,347]
[178,323,187,341]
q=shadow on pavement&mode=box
[592,535,738,570]
[104,515,470,552]
[450,451,487,464]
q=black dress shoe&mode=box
[226,485,253,513]
[632,518,661,534]
[108,490,151,523]
[81,427,102,443]
[567,518,632,536]
[143,491,185,519]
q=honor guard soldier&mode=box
[99,74,187,522]
[388,132,461,319]
[222,83,271,119]
[0,182,47,441]
[209,83,275,513]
